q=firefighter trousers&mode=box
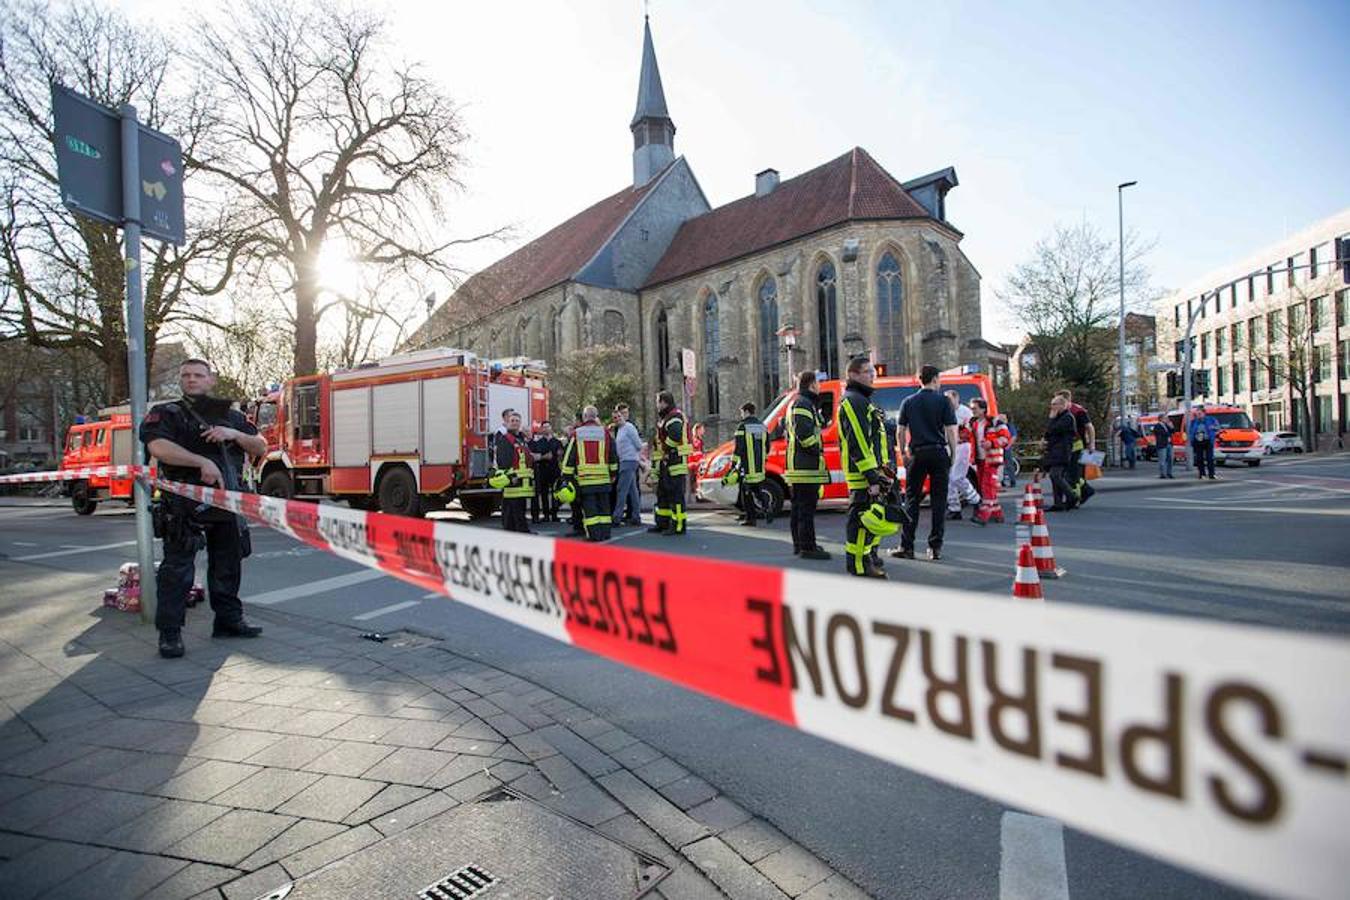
[580,488,612,542]
[655,468,687,534]
[790,483,820,552]
[501,497,531,533]
[844,488,879,575]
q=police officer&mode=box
[785,371,831,560]
[732,402,768,527]
[648,390,692,536]
[140,358,267,658]
[561,406,618,541]
[837,356,891,578]
[492,410,534,533]
[892,364,959,560]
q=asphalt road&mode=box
[3,452,1347,899]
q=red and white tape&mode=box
[0,465,144,484]
[7,465,1350,898]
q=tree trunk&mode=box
[294,266,320,377]
[105,344,129,405]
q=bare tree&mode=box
[1000,220,1152,423]
[0,0,242,401]
[188,0,502,378]
[550,345,638,425]
[1231,284,1323,453]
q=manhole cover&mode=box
[277,789,668,899]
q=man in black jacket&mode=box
[528,421,563,522]
[1043,395,1079,510]
[893,365,958,561]
[783,371,830,559]
[140,358,268,659]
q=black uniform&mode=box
[139,397,258,635]
[784,390,830,555]
[529,434,563,522]
[897,388,956,554]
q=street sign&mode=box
[51,83,185,245]
[681,348,696,378]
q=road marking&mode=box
[1000,811,1070,900]
[603,528,652,544]
[12,541,37,547]
[1148,505,1350,517]
[14,540,137,561]
[249,570,387,606]
[352,600,421,621]
[421,592,442,599]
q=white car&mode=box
[1259,431,1305,454]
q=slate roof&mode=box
[643,147,933,288]
[632,18,671,126]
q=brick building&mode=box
[410,19,990,439]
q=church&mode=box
[410,19,992,440]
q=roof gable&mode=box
[643,147,933,288]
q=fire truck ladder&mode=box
[471,361,491,435]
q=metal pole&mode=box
[1180,295,1205,470]
[121,103,157,625]
[1116,181,1136,467]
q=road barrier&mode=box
[3,465,1348,899]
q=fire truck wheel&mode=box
[377,466,424,517]
[260,471,294,499]
[71,493,98,516]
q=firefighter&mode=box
[785,371,831,559]
[731,402,769,526]
[491,410,534,533]
[648,390,692,536]
[140,358,268,658]
[561,405,618,541]
[836,356,892,578]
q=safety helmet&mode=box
[860,501,904,537]
[720,469,741,487]
[487,471,510,490]
[553,481,577,504]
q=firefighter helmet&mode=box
[487,471,510,490]
[860,500,904,537]
[720,469,740,487]
[553,481,577,504]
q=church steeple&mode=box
[631,17,675,187]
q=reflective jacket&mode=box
[785,391,828,485]
[976,418,1011,466]
[494,429,535,499]
[836,380,882,490]
[562,423,618,492]
[654,408,692,476]
[733,416,768,484]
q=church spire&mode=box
[631,16,675,187]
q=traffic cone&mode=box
[1013,542,1043,600]
[1031,472,1045,510]
[1031,508,1064,579]
[1017,484,1037,524]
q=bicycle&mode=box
[1002,446,1021,487]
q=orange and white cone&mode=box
[1031,472,1045,510]
[1017,484,1037,524]
[1013,542,1043,600]
[1031,508,1064,579]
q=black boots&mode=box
[158,630,184,659]
[212,618,263,638]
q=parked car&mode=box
[1260,431,1305,454]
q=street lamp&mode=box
[1117,180,1137,460]
[776,324,801,382]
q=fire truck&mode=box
[60,407,137,515]
[247,348,549,518]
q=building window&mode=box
[1174,304,1181,328]
[759,278,782,405]
[1233,363,1244,394]
[1217,366,1227,396]
[551,309,563,355]
[1340,340,1350,379]
[1201,332,1210,359]
[1250,359,1263,391]
[1269,356,1282,389]
[875,253,905,373]
[18,426,41,442]
[1315,345,1331,383]
[1287,256,1297,287]
[1215,327,1225,356]
[1338,290,1348,328]
[702,294,720,416]
[1250,316,1263,346]
[1266,265,1275,295]
[601,310,625,345]
[656,308,670,390]
[1310,245,1320,278]
[816,262,840,378]
[1231,321,1242,348]
[1311,296,1325,332]
[513,319,527,356]
[1266,311,1279,342]
[1317,395,1332,434]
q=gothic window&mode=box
[759,277,781,405]
[601,310,626,345]
[816,261,839,378]
[551,309,563,355]
[703,293,720,415]
[656,308,671,390]
[876,252,904,371]
[513,319,527,356]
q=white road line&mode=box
[352,600,421,621]
[603,528,652,544]
[12,541,37,547]
[421,592,443,599]
[249,570,387,606]
[13,540,137,561]
[1000,811,1070,900]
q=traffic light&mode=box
[1195,369,1211,396]
[1166,371,1180,397]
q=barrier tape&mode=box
[0,465,144,484]
[7,466,1349,898]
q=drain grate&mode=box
[418,865,496,899]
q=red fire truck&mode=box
[246,349,549,518]
[61,407,136,515]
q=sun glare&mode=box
[316,238,363,292]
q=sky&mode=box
[128,0,1350,342]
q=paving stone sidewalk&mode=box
[0,592,870,899]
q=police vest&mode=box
[499,432,534,499]
[658,411,692,476]
[836,391,880,490]
[785,397,828,485]
[734,418,767,484]
[568,424,613,488]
